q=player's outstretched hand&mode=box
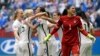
[87,34,96,43]
[39,34,52,44]
[43,34,52,43]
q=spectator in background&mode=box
[74,0,82,8]
[86,0,95,13]
[45,0,58,14]
[37,0,47,7]
[29,0,38,9]
[0,5,9,16]
[80,0,95,13]
[90,11,97,27]
[80,2,88,12]
[5,16,14,32]
[58,0,68,14]
[85,11,96,27]
[0,13,9,29]
[95,9,100,27]
[0,0,10,9]
[12,0,23,10]
[67,0,74,5]
[95,0,100,10]
[21,0,28,10]
[0,14,3,29]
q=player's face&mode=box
[35,7,41,13]
[68,6,76,15]
[29,11,34,16]
[53,13,59,20]
[18,9,23,19]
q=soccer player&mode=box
[76,10,94,56]
[51,12,63,41]
[35,7,56,56]
[49,12,63,56]
[43,5,96,56]
[12,8,46,56]
[46,12,62,56]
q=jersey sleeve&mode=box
[77,17,83,29]
[12,21,19,31]
[50,17,63,35]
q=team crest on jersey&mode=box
[74,20,76,23]
[64,21,66,23]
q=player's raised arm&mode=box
[47,21,56,28]
[44,17,63,42]
[24,9,46,20]
[28,12,46,20]
[23,20,40,30]
[41,16,57,24]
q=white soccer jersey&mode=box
[37,18,53,56]
[47,20,58,41]
[12,18,33,44]
[80,18,93,56]
[80,18,93,43]
[37,19,49,41]
[47,19,63,56]
[12,19,22,43]
[47,20,63,40]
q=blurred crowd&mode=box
[0,0,100,32]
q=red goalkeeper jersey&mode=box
[51,15,88,46]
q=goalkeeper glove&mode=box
[87,34,96,43]
[43,34,52,43]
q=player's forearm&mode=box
[41,16,56,24]
[44,25,60,43]
[44,27,59,42]
[50,26,59,35]
[80,28,96,42]
[31,24,39,30]
[79,28,88,36]
[29,12,46,20]
[46,18,56,24]
[79,28,94,38]
[14,31,20,40]
[48,23,56,28]
[27,23,38,30]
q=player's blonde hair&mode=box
[24,9,33,18]
[13,9,23,20]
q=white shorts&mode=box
[14,43,33,56]
[37,36,58,56]
[80,37,93,56]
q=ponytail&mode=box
[13,10,18,20]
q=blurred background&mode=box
[0,0,100,56]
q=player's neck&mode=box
[17,17,22,22]
[67,13,74,17]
